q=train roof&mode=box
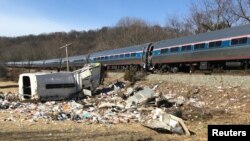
[90,43,150,57]
[154,24,250,49]
[45,58,61,62]
[62,54,88,61]
[31,60,44,63]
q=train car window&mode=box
[101,57,104,60]
[209,41,222,48]
[115,55,119,59]
[160,48,168,54]
[239,37,248,44]
[194,43,205,50]
[119,54,124,58]
[131,53,136,57]
[170,47,179,52]
[105,56,108,60]
[110,56,114,59]
[181,45,191,51]
[231,37,247,46]
[125,53,130,57]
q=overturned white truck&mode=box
[18,63,102,101]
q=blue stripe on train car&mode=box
[136,52,143,58]
[153,50,161,56]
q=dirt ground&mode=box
[0,72,250,141]
[0,81,18,93]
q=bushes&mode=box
[124,68,137,83]
[0,64,22,81]
[0,64,7,79]
[124,68,147,83]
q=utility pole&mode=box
[59,43,72,72]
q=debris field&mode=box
[0,73,250,141]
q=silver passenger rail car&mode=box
[44,58,61,69]
[30,60,45,68]
[151,24,250,72]
[61,54,88,69]
[89,43,154,70]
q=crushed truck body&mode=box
[18,63,102,101]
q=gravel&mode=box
[146,74,250,90]
[107,72,250,90]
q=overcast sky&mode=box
[0,0,191,37]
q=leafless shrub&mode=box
[0,64,7,80]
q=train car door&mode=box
[148,45,154,70]
[86,53,90,64]
[142,43,154,70]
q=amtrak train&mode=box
[6,24,250,72]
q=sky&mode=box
[0,0,191,37]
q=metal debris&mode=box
[143,108,190,135]
[126,87,154,108]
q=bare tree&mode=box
[166,15,193,37]
[166,16,183,37]
[217,0,239,27]
[116,17,148,27]
[230,0,250,23]
[187,0,238,33]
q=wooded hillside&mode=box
[0,0,249,62]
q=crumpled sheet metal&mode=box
[142,108,190,135]
[126,87,154,108]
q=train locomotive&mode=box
[6,24,250,72]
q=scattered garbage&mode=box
[155,97,174,108]
[125,87,134,96]
[186,98,205,108]
[0,80,204,136]
[169,96,185,106]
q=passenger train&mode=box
[6,24,250,72]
